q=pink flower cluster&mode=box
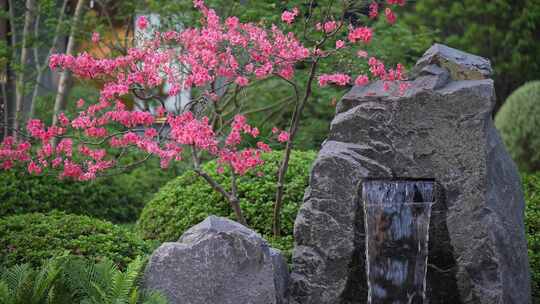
[369,2,379,19]
[281,8,299,24]
[318,73,351,87]
[348,26,373,44]
[316,21,339,33]
[387,0,406,6]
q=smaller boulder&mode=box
[144,215,289,304]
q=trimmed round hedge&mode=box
[137,150,316,254]
[523,172,540,302]
[0,158,180,222]
[0,212,151,269]
[495,81,540,172]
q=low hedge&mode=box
[0,158,181,223]
[523,172,540,302]
[0,212,151,269]
[136,150,316,257]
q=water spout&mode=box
[362,180,434,304]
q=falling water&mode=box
[362,180,434,304]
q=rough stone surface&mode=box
[290,44,530,304]
[412,43,493,80]
[144,216,289,304]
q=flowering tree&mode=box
[0,0,407,236]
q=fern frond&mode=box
[2,264,32,304]
[0,281,13,304]
[141,291,169,304]
[108,257,143,303]
[30,259,62,304]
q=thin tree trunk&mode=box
[1,83,8,138]
[29,0,69,119]
[52,0,85,127]
[6,0,17,135]
[191,148,247,225]
[0,0,8,139]
[13,0,36,137]
[272,59,319,237]
[29,13,40,120]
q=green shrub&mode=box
[523,172,540,302]
[495,81,540,172]
[0,158,180,223]
[137,150,316,257]
[0,212,151,269]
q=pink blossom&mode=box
[235,76,249,86]
[318,73,351,87]
[257,141,271,152]
[369,2,379,19]
[277,131,290,143]
[27,161,42,175]
[385,8,396,24]
[355,75,369,86]
[76,98,85,108]
[336,40,345,49]
[387,0,406,6]
[323,21,338,33]
[281,7,299,24]
[57,113,70,127]
[92,32,100,43]
[57,138,73,157]
[399,81,410,95]
[137,16,149,30]
[348,26,373,44]
[357,50,368,58]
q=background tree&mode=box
[402,0,540,111]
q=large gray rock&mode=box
[290,44,531,304]
[144,216,289,304]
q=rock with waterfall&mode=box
[289,44,531,304]
[143,216,289,304]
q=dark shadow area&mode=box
[425,184,463,303]
[340,184,368,304]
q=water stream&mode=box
[362,180,434,304]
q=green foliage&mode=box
[0,212,151,269]
[495,81,540,172]
[0,258,68,304]
[137,150,316,257]
[523,172,540,302]
[403,0,540,104]
[0,256,167,304]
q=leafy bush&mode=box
[0,158,181,223]
[0,212,151,269]
[495,81,540,172]
[137,150,316,257]
[0,256,167,304]
[523,172,540,302]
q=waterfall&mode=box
[362,180,434,304]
